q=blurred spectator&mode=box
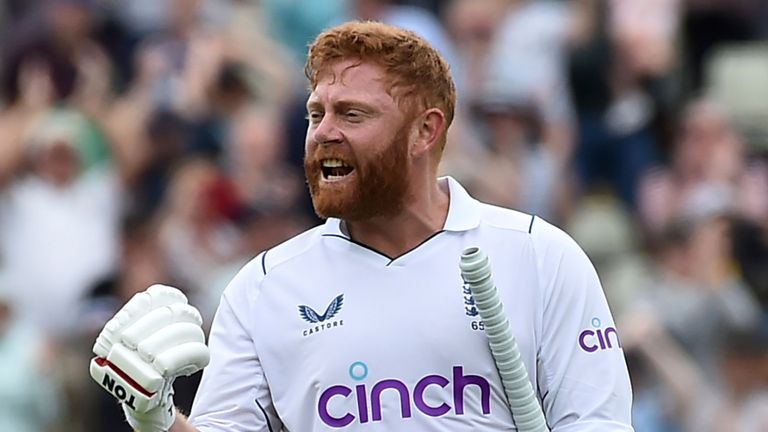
[1,0,110,108]
[442,0,581,222]
[622,308,768,431]
[621,149,766,428]
[117,0,295,113]
[98,42,195,195]
[731,219,768,308]
[226,106,306,218]
[708,324,768,431]
[157,158,242,310]
[219,0,299,107]
[439,0,511,198]
[455,91,571,222]
[482,0,577,160]
[109,0,230,39]
[630,204,762,374]
[260,0,347,64]
[126,0,298,162]
[126,0,218,113]
[128,110,191,217]
[638,98,768,236]
[443,0,509,102]
[0,275,59,432]
[0,3,7,58]
[223,105,314,286]
[0,108,121,338]
[682,0,766,90]
[568,0,679,208]
[0,0,112,187]
[350,0,461,87]
[566,194,651,316]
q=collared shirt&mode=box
[189,177,634,431]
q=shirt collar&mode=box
[321,176,481,235]
[441,176,482,232]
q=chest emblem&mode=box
[299,294,345,337]
[299,294,344,323]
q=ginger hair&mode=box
[305,21,456,151]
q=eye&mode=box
[344,110,364,122]
[306,111,323,124]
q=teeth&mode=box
[322,159,347,168]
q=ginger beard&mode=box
[304,121,412,221]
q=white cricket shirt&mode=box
[189,177,634,431]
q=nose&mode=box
[311,114,343,145]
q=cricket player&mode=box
[90,21,634,431]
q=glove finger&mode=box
[113,285,187,333]
[97,343,165,394]
[146,284,189,307]
[154,341,210,377]
[137,322,205,364]
[94,291,153,357]
[93,286,187,357]
[122,303,202,350]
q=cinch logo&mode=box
[299,294,345,337]
[579,317,621,352]
[318,362,492,427]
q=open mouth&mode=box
[321,158,354,181]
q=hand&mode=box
[618,304,664,351]
[17,58,54,112]
[71,43,113,116]
[90,285,210,432]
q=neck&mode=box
[344,177,450,259]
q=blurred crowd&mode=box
[0,0,766,431]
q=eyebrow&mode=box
[306,99,380,113]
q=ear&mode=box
[410,108,446,159]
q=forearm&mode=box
[169,411,199,432]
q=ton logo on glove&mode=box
[99,371,139,409]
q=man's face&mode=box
[36,140,81,187]
[304,60,413,221]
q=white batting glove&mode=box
[90,285,210,432]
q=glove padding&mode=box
[90,285,210,431]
